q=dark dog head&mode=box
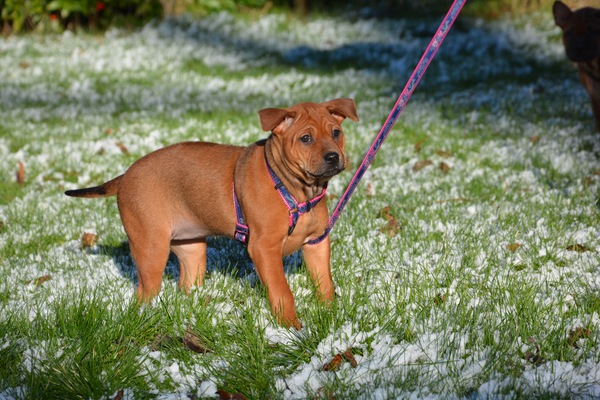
[553,0,600,62]
[259,98,359,184]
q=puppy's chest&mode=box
[281,210,326,252]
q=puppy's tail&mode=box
[65,175,122,198]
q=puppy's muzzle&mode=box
[314,151,345,178]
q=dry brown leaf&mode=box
[19,61,30,69]
[439,161,450,174]
[414,140,425,153]
[217,389,247,400]
[182,327,210,353]
[524,337,546,366]
[323,348,358,371]
[530,135,541,144]
[16,161,25,185]
[323,354,343,371]
[34,275,51,287]
[343,348,358,368]
[380,217,401,237]
[113,389,124,400]
[413,159,433,172]
[524,350,545,366]
[567,327,591,348]
[435,149,453,158]
[506,243,522,252]
[566,244,590,253]
[115,142,129,154]
[81,232,98,248]
[378,206,393,221]
[434,293,447,305]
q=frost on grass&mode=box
[0,7,599,400]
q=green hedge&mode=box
[0,0,269,33]
[0,0,164,32]
[0,0,567,34]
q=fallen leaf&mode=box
[217,389,247,400]
[105,128,113,135]
[323,354,343,371]
[115,142,129,154]
[435,149,453,158]
[524,337,546,366]
[377,206,393,221]
[182,327,210,353]
[567,327,591,348]
[414,140,425,153]
[377,206,400,235]
[566,244,590,253]
[34,275,52,287]
[81,232,98,248]
[380,217,401,237]
[439,161,450,174]
[323,348,358,371]
[413,159,433,172]
[113,389,124,400]
[343,348,358,368]
[434,292,447,305]
[19,61,30,69]
[506,243,522,252]
[524,350,545,366]
[16,161,25,184]
[530,135,541,144]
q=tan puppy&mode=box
[66,99,359,329]
[553,0,600,130]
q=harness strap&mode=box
[264,157,327,235]
[233,188,249,244]
[232,155,327,244]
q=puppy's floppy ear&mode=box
[258,108,297,132]
[322,98,360,123]
[553,1,573,28]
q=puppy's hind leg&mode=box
[171,239,207,293]
[128,232,171,303]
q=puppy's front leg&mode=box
[248,242,301,329]
[302,236,335,303]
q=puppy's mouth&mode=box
[308,164,345,179]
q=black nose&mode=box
[324,152,340,164]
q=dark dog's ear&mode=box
[322,98,360,123]
[553,1,572,28]
[258,108,297,132]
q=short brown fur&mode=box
[553,0,600,130]
[66,99,359,329]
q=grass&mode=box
[0,4,599,400]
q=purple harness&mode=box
[233,155,327,245]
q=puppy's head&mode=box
[259,98,359,183]
[553,0,600,62]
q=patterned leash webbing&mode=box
[307,0,467,245]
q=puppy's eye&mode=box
[300,134,312,143]
[332,129,341,138]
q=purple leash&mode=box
[307,0,466,245]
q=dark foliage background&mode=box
[0,0,560,34]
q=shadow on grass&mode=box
[98,237,304,290]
